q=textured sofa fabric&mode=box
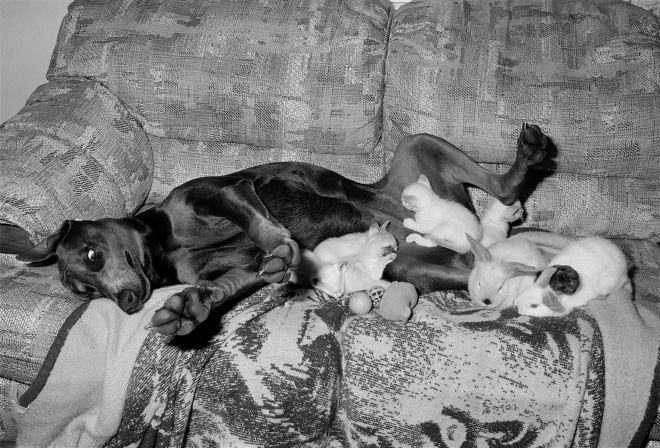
[0,80,152,243]
[385,0,660,240]
[49,0,391,175]
[1,0,660,445]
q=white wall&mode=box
[0,0,72,123]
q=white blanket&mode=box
[13,285,186,448]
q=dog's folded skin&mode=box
[17,125,548,336]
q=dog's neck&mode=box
[119,215,172,286]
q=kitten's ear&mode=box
[505,262,539,277]
[467,234,491,263]
[418,174,431,188]
[380,221,391,231]
[368,222,380,235]
[384,252,397,263]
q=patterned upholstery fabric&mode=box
[0,377,27,441]
[0,80,152,242]
[146,136,390,207]
[385,0,660,241]
[1,0,660,445]
[49,0,390,156]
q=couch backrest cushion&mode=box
[49,0,390,157]
[385,0,660,240]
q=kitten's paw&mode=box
[502,200,523,223]
[406,233,437,247]
[403,218,416,229]
[406,233,421,244]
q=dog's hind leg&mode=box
[381,124,547,206]
[444,123,547,205]
[208,179,301,282]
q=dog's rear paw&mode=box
[516,123,547,167]
[258,238,300,283]
[151,285,214,336]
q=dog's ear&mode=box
[16,221,72,264]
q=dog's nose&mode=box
[118,289,141,314]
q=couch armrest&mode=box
[0,80,153,245]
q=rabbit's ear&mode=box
[466,234,491,263]
[505,262,539,277]
[542,291,564,313]
[535,266,558,287]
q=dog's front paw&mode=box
[151,284,214,336]
[516,123,547,167]
[258,237,300,283]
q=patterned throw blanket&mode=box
[75,282,656,447]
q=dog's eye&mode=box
[84,248,103,269]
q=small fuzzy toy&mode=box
[378,281,418,323]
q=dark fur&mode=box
[18,126,547,335]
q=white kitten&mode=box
[515,236,630,317]
[479,198,524,248]
[467,233,547,310]
[401,175,481,253]
[293,222,398,298]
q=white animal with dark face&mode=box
[515,236,630,317]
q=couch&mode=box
[1,0,660,446]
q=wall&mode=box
[0,0,71,123]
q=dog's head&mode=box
[17,218,164,314]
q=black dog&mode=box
[18,125,547,335]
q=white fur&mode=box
[295,222,398,298]
[515,236,630,317]
[467,234,548,310]
[401,175,481,253]
[479,199,523,248]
